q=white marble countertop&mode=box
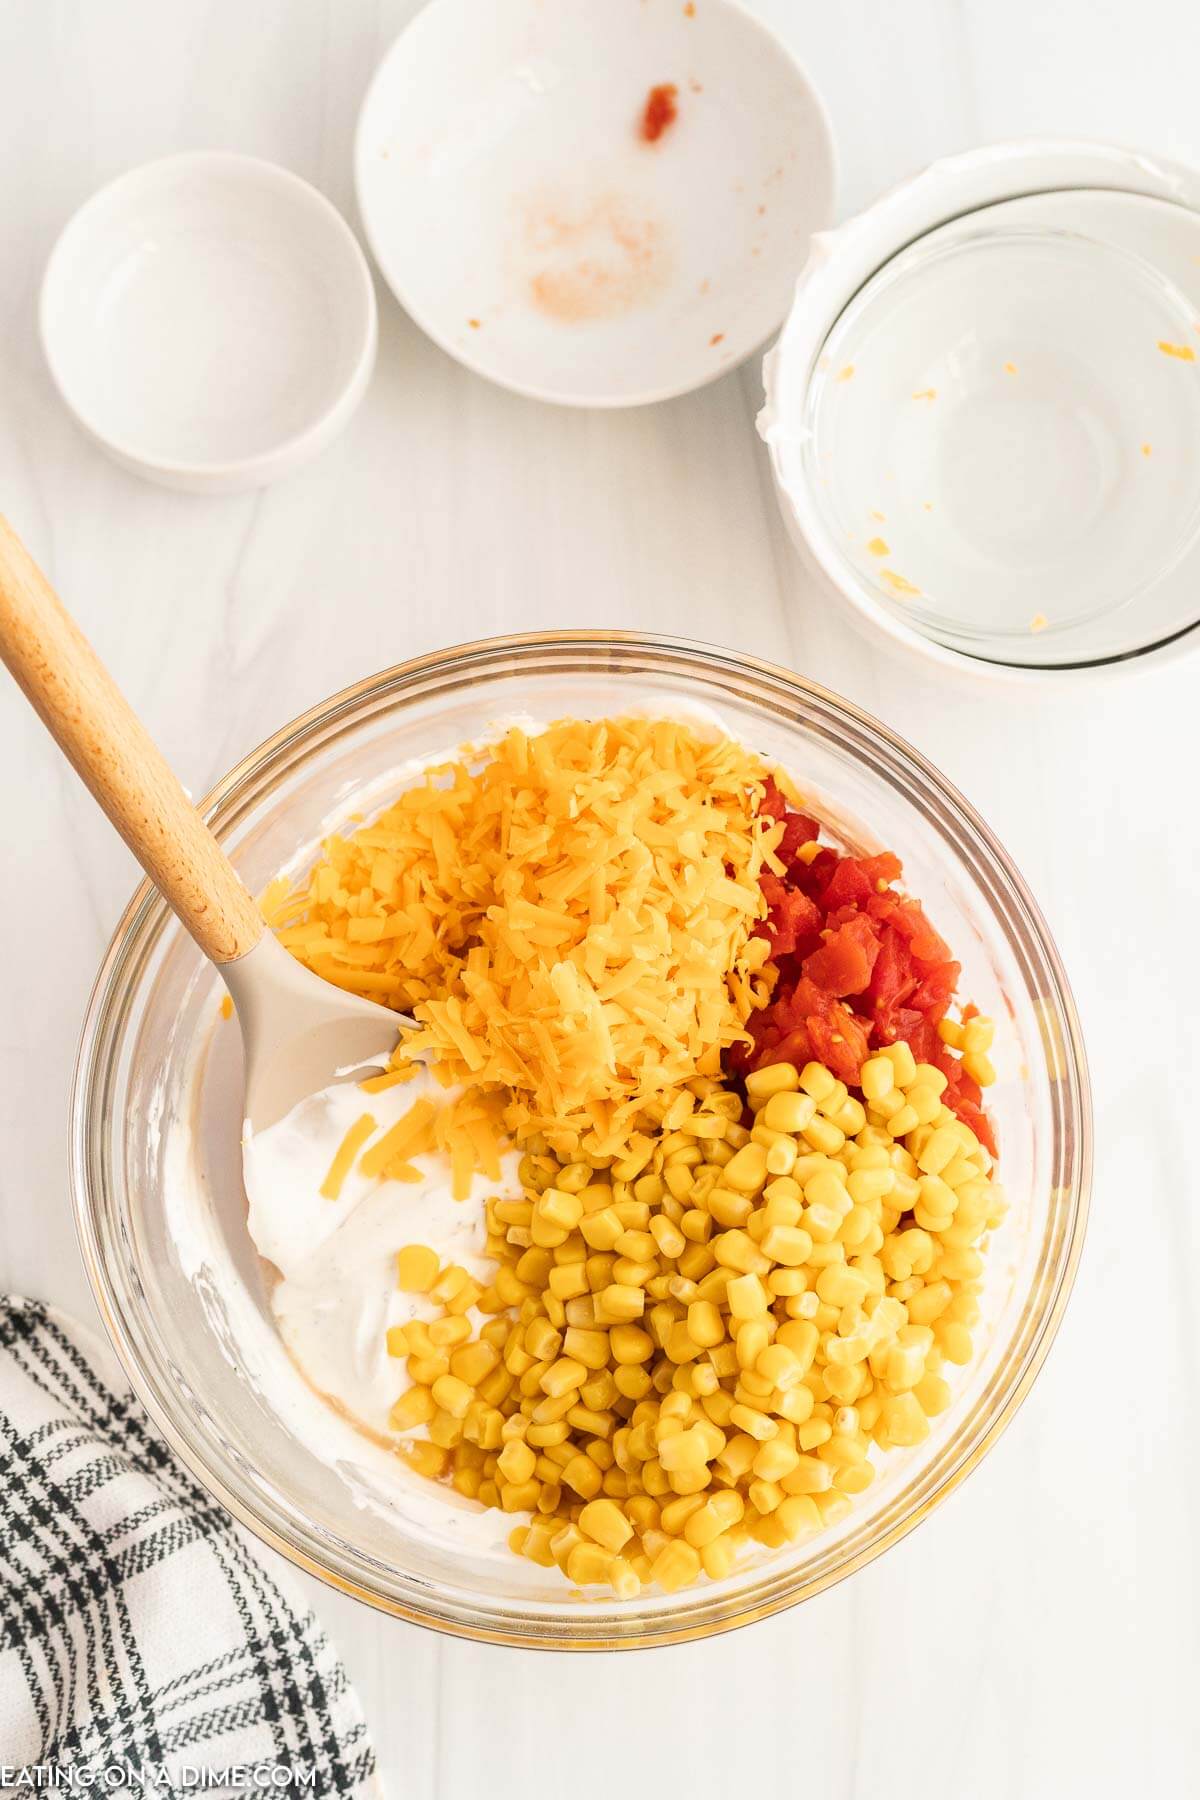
[2,3,1198,1795]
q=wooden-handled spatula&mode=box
[0,516,408,1130]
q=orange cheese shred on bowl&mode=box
[318,1112,377,1201]
[276,717,784,1158]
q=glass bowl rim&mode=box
[69,628,1093,1650]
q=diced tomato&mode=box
[867,924,914,1005]
[801,915,880,997]
[858,851,903,886]
[756,874,822,957]
[954,1093,998,1157]
[728,794,996,1156]
[805,1007,871,1085]
[818,857,875,910]
[777,810,820,865]
[909,961,960,1019]
[758,776,789,822]
[886,897,952,966]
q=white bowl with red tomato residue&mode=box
[354,0,836,408]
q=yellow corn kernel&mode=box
[761,1224,814,1266]
[752,1434,800,1482]
[426,1407,463,1449]
[708,1188,754,1230]
[538,1357,584,1402]
[562,1328,610,1371]
[680,1208,713,1242]
[651,1539,702,1592]
[659,1494,707,1536]
[381,1045,1002,1602]
[597,1283,646,1323]
[745,1061,800,1099]
[408,1353,449,1388]
[963,1050,996,1087]
[389,1385,435,1431]
[598,1554,635,1598]
[649,1213,686,1258]
[683,1300,722,1348]
[880,1040,917,1086]
[497,1439,537,1485]
[756,1343,803,1391]
[399,1440,448,1481]
[760,1091,818,1135]
[561,1454,604,1498]
[599,1325,647,1368]
[881,1392,930,1447]
[790,1061,831,1103]
[858,1056,892,1102]
[729,1404,776,1442]
[522,1317,561,1363]
[396,1245,439,1293]
[700,1536,737,1580]
[494,1266,529,1307]
[731,1320,767,1372]
[777,1494,822,1540]
[914,1126,958,1177]
[581,1207,625,1252]
[565,1542,613,1586]
[578,1498,634,1552]
[498,1477,539,1513]
[430,1375,474,1420]
[680,1111,727,1140]
[722,1143,769,1193]
[962,1016,994,1054]
[887,1104,921,1138]
[429,1265,468,1307]
[774,1318,819,1367]
[524,1420,569,1449]
[684,1490,744,1548]
[800,1115,844,1156]
[781,1454,833,1494]
[726,1272,769,1320]
[916,1373,952,1415]
[713,1231,771,1276]
[444,1341,496,1387]
[427,1316,471,1350]
[612,1228,655,1264]
[658,1427,710,1474]
[937,1322,974,1364]
[548,1263,591,1301]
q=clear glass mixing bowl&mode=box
[71,633,1091,1648]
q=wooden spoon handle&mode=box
[0,516,264,964]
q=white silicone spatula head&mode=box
[0,516,407,1130]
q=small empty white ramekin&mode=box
[41,152,377,495]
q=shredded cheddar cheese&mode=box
[319,1112,376,1201]
[881,569,922,598]
[275,718,783,1157]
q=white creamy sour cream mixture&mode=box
[243,1065,520,1441]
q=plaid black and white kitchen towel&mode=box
[0,1299,379,1797]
